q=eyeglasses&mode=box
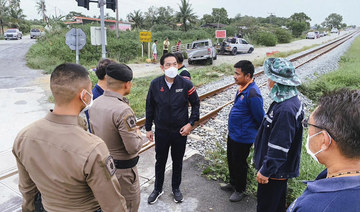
[302,117,337,141]
[302,117,325,129]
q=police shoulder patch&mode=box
[125,115,137,130]
[105,156,116,176]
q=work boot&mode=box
[172,188,184,203]
[220,183,234,192]
[229,191,245,202]
[148,190,164,204]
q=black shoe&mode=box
[172,189,184,203]
[220,183,234,192]
[148,190,164,204]
[229,191,245,202]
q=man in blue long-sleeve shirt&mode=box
[145,53,200,204]
[221,60,264,202]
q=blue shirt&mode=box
[85,84,104,132]
[288,169,360,212]
[228,81,264,143]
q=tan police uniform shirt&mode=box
[12,112,127,212]
[89,90,143,161]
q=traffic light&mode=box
[76,0,90,10]
[106,0,116,12]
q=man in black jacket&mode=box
[146,53,200,204]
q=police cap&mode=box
[106,63,133,82]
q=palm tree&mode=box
[176,0,197,31]
[127,10,144,29]
[36,0,47,23]
[7,7,25,28]
[0,0,9,34]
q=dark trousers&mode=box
[227,136,252,192]
[257,179,288,212]
[154,128,187,191]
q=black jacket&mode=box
[145,75,200,132]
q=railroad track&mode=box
[139,30,358,153]
[1,31,358,181]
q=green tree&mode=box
[7,1,25,29]
[323,13,343,30]
[144,6,157,27]
[287,12,311,37]
[36,0,47,23]
[0,0,9,34]
[236,15,258,27]
[176,0,197,32]
[201,14,213,25]
[212,8,228,24]
[127,10,144,29]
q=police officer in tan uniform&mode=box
[89,63,144,212]
[12,63,127,212]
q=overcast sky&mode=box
[21,0,359,26]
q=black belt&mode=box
[114,156,139,169]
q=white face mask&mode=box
[306,131,332,163]
[164,66,178,78]
[81,89,94,112]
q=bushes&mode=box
[274,28,292,43]
[253,31,277,46]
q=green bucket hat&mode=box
[264,58,301,86]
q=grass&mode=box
[252,44,319,67]
[202,36,360,206]
[298,36,360,100]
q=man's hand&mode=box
[180,123,192,136]
[256,171,269,184]
[146,131,154,142]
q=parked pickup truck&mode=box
[187,39,217,65]
[30,29,42,39]
[217,37,254,55]
[4,28,22,40]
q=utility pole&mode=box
[268,12,274,25]
[115,0,119,39]
[99,0,106,58]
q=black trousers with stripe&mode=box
[154,128,187,191]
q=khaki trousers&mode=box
[115,166,140,212]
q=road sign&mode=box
[140,31,151,43]
[216,30,226,39]
[65,28,86,50]
[90,27,107,46]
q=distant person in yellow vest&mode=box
[163,37,170,55]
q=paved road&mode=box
[0,36,52,211]
[0,35,42,88]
